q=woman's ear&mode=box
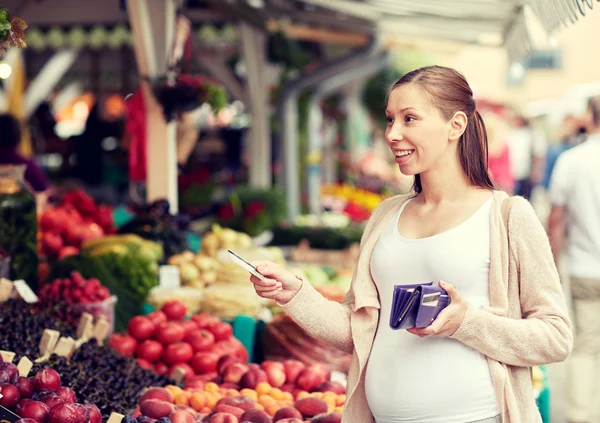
[449,111,468,141]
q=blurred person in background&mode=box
[72,100,126,204]
[484,111,514,193]
[0,113,49,193]
[542,114,587,191]
[548,96,600,423]
[507,115,546,200]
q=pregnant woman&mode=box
[249,66,572,423]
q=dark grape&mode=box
[156,418,171,423]
[136,416,153,423]
[122,417,137,423]
[1,299,170,422]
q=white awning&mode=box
[301,0,596,62]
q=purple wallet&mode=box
[389,282,450,330]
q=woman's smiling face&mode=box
[385,83,454,176]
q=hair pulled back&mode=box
[391,65,494,193]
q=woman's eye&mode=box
[404,116,416,123]
[386,116,393,124]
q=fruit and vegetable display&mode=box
[0,164,39,291]
[39,190,115,261]
[38,272,116,333]
[288,266,352,303]
[0,363,103,423]
[107,301,248,380]
[128,358,346,423]
[118,200,190,259]
[48,252,159,332]
[28,340,170,421]
[263,316,351,374]
[39,272,111,305]
[0,300,78,362]
[195,225,253,259]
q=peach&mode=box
[283,360,305,384]
[214,404,244,420]
[294,397,328,418]
[260,360,284,372]
[217,395,257,411]
[217,355,241,376]
[273,406,303,421]
[207,412,238,423]
[240,408,271,423]
[315,382,345,395]
[275,419,303,423]
[223,363,249,384]
[140,387,174,404]
[247,363,261,371]
[280,384,295,393]
[140,399,175,419]
[308,364,330,381]
[295,369,326,393]
[310,412,342,423]
[220,383,240,392]
[262,362,286,388]
[169,410,195,423]
[240,369,268,390]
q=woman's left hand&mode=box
[407,281,468,338]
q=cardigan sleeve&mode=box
[451,196,573,367]
[279,197,398,354]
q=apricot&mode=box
[255,382,272,396]
[189,392,206,411]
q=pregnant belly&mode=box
[365,333,499,423]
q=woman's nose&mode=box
[387,125,404,143]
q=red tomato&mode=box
[136,340,164,362]
[185,329,215,352]
[128,316,156,341]
[163,342,194,364]
[190,312,220,329]
[206,322,233,342]
[154,322,186,345]
[180,319,199,334]
[137,358,153,370]
[161,300,187,320]
[108,333,137,357]
[154,362,169,376]
[190,351,220,374]
[146,311,168,326]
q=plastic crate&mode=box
[536,365,551,423]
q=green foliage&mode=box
[218,186,287,237]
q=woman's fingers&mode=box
[250,274,278,287]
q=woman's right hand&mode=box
[249,261,303,305]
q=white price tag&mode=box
[13,280,38,304]
[159,266,180,289]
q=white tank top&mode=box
[365,196,499,423]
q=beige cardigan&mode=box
[282,191,572,423]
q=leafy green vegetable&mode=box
[0,184,38,292]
